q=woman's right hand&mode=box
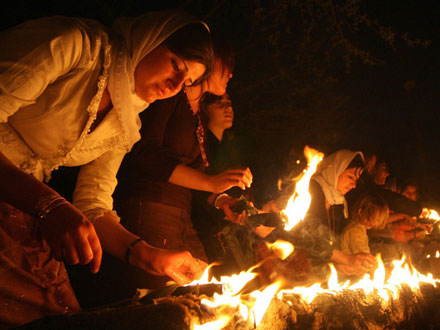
[39,203,102,273]
[129,241,205,284]
[208,167,253,193]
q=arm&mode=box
[93,213,203,284]
[169,164,252,193]
[0,151,102,272]
[74,148,204,282]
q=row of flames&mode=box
[191,146,440,329]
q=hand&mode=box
[40,203,102,273]
[216,195,248,225]
[208,167,253,193]
[334,262,366,276]
[130,241,205,285]
[350,252,377,270]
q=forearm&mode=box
[168,164,212,192]
[330,249,350,264]
[93,212,141,261]
[0,152,60,214]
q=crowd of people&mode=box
[0,10,435,328]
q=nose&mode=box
[351,179,357,189]
[166,74,185,93]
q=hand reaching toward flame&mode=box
[129,241,206,284]
[331,250,377,275]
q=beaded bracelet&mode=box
[35,195,69,223]
[125,238,144,263]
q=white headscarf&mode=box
[312,149,364,218]
[107,11,209,150]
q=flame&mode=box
[420,207,440,221]
[265,239,294,260]
[193,245,440,330]
[250,280,282,326]
[281,146,324,230]
[185,146,440,329]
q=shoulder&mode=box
[1,16,108,63]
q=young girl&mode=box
[341,193,389,255]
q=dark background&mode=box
[1,0,439,206]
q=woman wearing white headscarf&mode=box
[0,11,212,326]
[294,149,377,276]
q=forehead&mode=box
[343,167,363,178]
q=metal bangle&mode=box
[35,195,68,222]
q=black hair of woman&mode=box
[162,23,214,86]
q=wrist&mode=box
[125,238,144,264]
[35,194,69,223]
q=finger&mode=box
[62,237,80,265]
[73,234,93,265]
[88,233,102,274]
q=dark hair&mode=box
[347,154,365,170]
[398,178,419,193]
[211,32,235,74]
[345,154,364,177]
[200,92,223,109]
[199,93,226,124]
[162,23,214,85]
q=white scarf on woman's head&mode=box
[312,149,364,218]
[107,11,209,150]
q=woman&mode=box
[294,149,376,276]
[114,34,252,289]
[190,93,259,275]
[0,11,212,326]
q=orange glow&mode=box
[281,146,324,231]
[265,239,294,260]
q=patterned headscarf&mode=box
[107,11,209,150]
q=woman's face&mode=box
[207,58,232,95]
[207,93,233,131]
[134,45,206,103]
[373,162,390,186]
[337,167,362,195]
[402,185,418,201]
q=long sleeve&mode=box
[340,223,370,254]
[0,17,93,122]
[73,147,127,223]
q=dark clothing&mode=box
[191,129,256,274]
[115,90,205,211]
[289,180,346,264]
[346,173,422,217]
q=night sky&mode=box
[1,0,439,205]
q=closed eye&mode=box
[171,59,180,72]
